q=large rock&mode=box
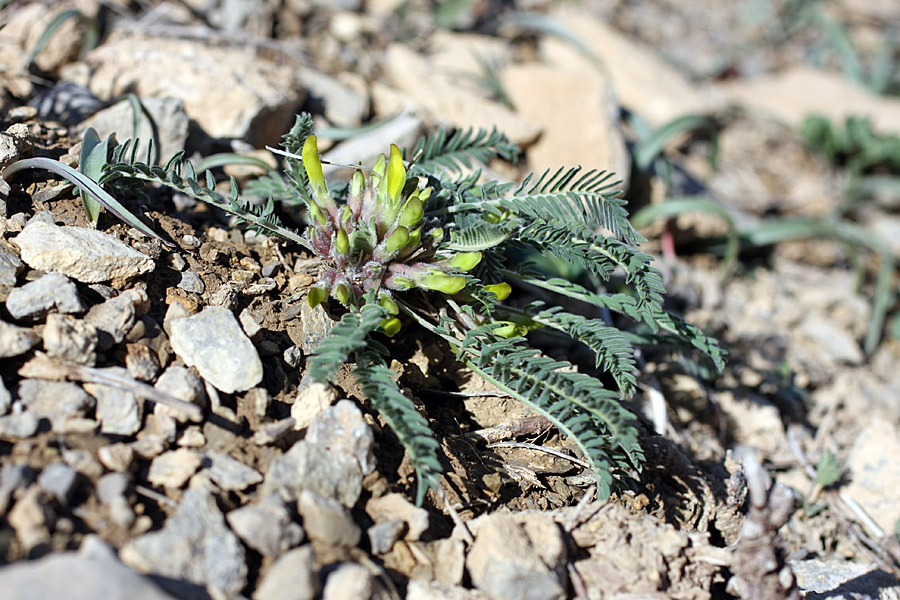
[12,222,154,285]
[120,487,247,596]
[83,34,305,145]
[77,97,190,162]
[501,42,630,181]
[374,44,540,147]
[464,512,567,600]
[0,550,177,600]
[168,306,263,394]
[546,8,712,128]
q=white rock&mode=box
[42,313,98,366]
[722,66,900,134]
[78,97,190,164]
[307,400,376,475]
[374,44,541,147]
[502,40,630,181]
[0,319,39,359]
[85,378,142,437]
[146,449,201,489]
[120,487,247,595]
[261,440,362,508]
[366,493,430,541]
[0,123,33,169]
[226,496,304,557]
[846,419,900,534]
[465,512,567,600]
[200,451,263,492]
[323,563,374,600]
[13,221,154,284]
[0,412,40,440]
[546,8,713,128]
[253,546,316,600]
[85,34,304,146]
[5,272,84,320]
[0,241,25,286]
[168,306,263,394]
[297,490,361,547]
[291,382,338,431]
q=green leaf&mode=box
[306,303,388,384]
[78,127,108,224]
[815,449,843,488]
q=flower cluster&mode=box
[301,136,508,334]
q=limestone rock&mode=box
[261,440,362,508]
[120,487,247,595]
[200,451,263,492]
[168,306,263,394]
[146,449,201,489]
[12,222,154,284]
[5,272,84,320]
[84,34,305,146]
[253,545,316,600]
[226,496,304,557]
[464,512,567,600]
[0,319,39,359]
[42,314,98,366]
[291,382,339,431]
[307,400,376,475]
[297,490,361,547]
[77,97,190,164]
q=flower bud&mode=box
[399,197,424,229]
[449,252,482,272]
[379,317,402,337]
[421,272,467,295]
[387,144,406,203]
[484,282,512,301]
[379,296,400,315]
[307,286,328,308]
[494,321,518,338]
[384,226,409,254]
[334,282,352,305]
[302,135,333,213]
[335,228,349,256]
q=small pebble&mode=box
[5,272,85,320]
[37,464,78,505]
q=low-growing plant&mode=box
[71,114,724,503]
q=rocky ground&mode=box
[2,0,900,599]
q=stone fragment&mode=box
[295,302,335,354]
[0,123,33,170]
[0,243,24,286]
[291,382,338,431]
[846,419,900,534]
[0,464,34,515]
[177,271,205,294]
[0,378,10,416]
[7,485,52,553]
[297,490,361,547]
[84,292,139,350]
[154,366,206,421]
[368,520,404,555]
[429,538,466,585]
[723,66,900,134]
[129,434,167,459]
[307,399,376,475]
[85,378,142,437]
[239,307,263,338]
[200,451,263,492]
[17,380,94,431]
[226,495,304,557]
[366,492,430,541]
[323,563,374,600]
[406,580,492,600]
[162,301,192,336]
[0,412,40,439]
[253,546,317,600]
[126,343,161,382]
[791,558,900,598]
[168,306,263,394]
[0,548,177,600]
[146,449,201,489]
[96,472,135,528]
[78,97,190,164]
[547,8,712,128]
[0,319,39,359]
[42,313,98,366]
[374,44,540,146]
[37,463,78,505]
[501,45,630,182]
[261,440,362,508]
[120,487,247,595]
[13,221,154,284]
[5,272,84,320]
[300,69,368,128]
[465,512,567,600]
[85,34,304,146]
[97,443,135,472]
